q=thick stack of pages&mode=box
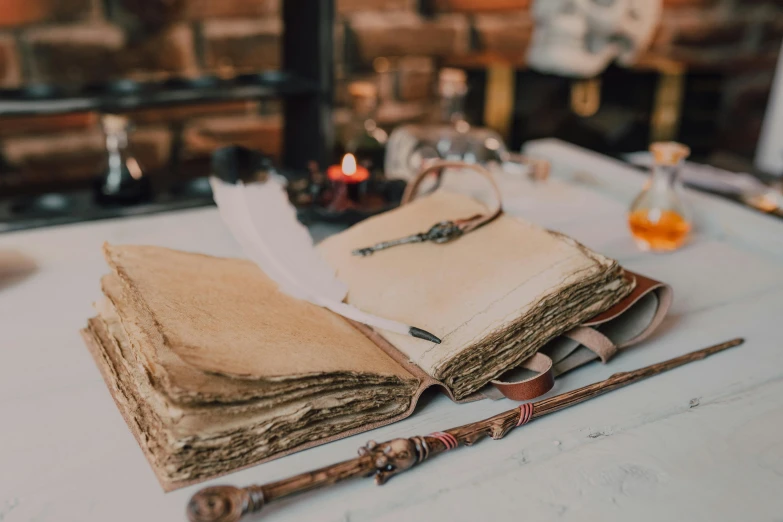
[319,191,634,399]
[83,245,419,490]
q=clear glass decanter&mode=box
[628,141,693,252]
[384,68,508,180]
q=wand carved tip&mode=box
[187,486,264,522]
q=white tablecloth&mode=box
[1,139,781,522]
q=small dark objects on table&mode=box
[289,166,406,226]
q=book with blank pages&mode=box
[82,191,671,491]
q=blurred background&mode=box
[0,0,781,228]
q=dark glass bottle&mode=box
[93,114,150,205]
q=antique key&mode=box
[352,221,463,256]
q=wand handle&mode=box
[187,455,378,522]
[187,338,744,522]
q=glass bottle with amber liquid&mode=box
[628,142,693,252]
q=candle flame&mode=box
[341,154,357,176]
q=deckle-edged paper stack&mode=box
[318,192,633,398]
[85,245,418,490]
[82,191,633,490]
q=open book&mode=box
[82,191,667,491]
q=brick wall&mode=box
[0,0,283,191]
[0,0,782,192]
[340,0,783,164]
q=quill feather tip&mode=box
[409,327,441,344]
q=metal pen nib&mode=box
[409,327,441,344]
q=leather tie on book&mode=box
[401,160,503,234]
[483,272,673,401]
[564,327,617,363]
[487,352,555,401]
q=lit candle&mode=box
[327,153,370,204]
[327,153,370,184]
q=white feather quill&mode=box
[210,175,441,343]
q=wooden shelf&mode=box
[0,72,318,117]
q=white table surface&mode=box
[2,139,782,522]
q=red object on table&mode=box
[327,154,370,183]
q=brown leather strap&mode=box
[551,271,673,375]
[564,326,617,363]
[488,352,555,401]
[583,271,673,350]
[401,160,503,234]
[489,271,672,400]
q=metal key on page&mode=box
[351,221,463,256]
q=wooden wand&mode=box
[187,338,744,522]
